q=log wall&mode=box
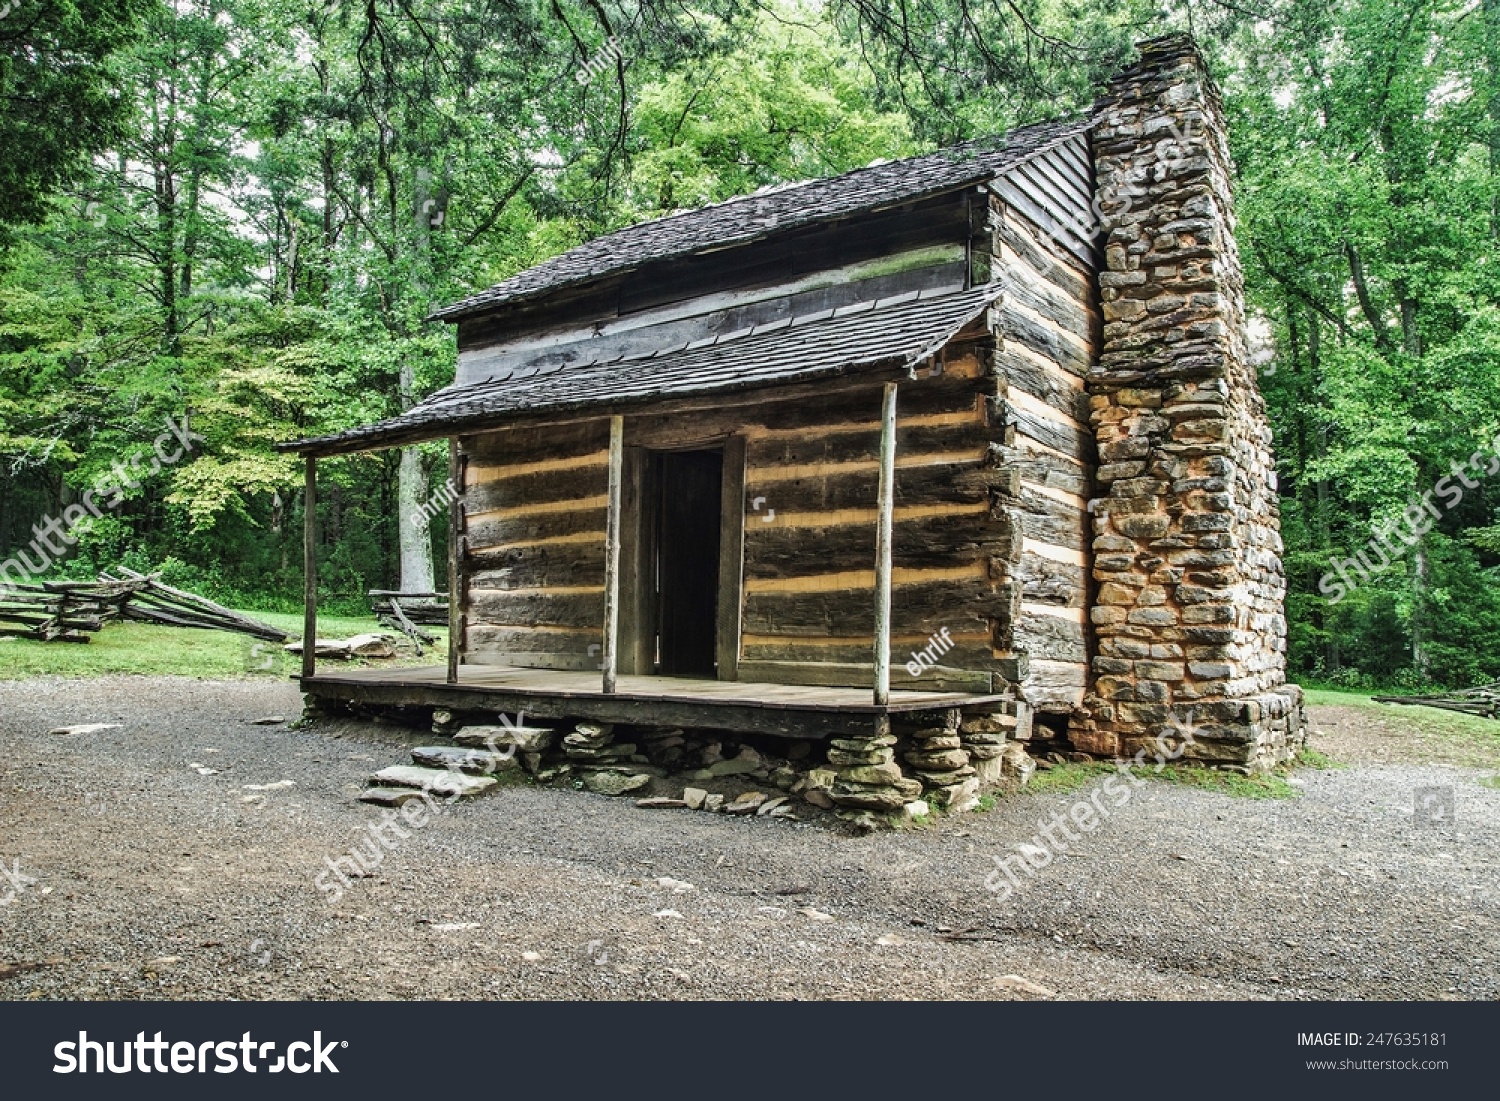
[450,138,1104,704]
[980,152,1101,714]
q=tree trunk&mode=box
[396,359,434,594]
[1485,0,1500,241]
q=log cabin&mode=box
[282,35,1308,817]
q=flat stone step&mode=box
[369,765,497,798]
[411,745,518,774]
[453,724,555,751]
[358,786,430,807]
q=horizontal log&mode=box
[998,256,1097,347]
[742,578,1019,638]
[1014,549,1087,607]
[1011,484,1088,553]
[746,419,988,470]
[1012,611,1087,663]
[1023,658,1088,689]
[462,420,610,466]
[467,588,605,630]
[996,209,1094,302]
[619,368,990,446]
[744,461,998,515]
[999,300,1091,378]
[992,397,1090,459]
[735,659,997,694]
[465,462,609,514]
[988,442,1089,497]
[743,636,995,670]
[465,650,600,672]
[465,623,601,654]
[466,540,606,590]
[466,506,607,551]
[998,354,1089,423]
[1025,683,1087,712]
[744,510,1006,581]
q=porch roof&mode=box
[279,283,1002,458]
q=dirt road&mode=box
[1,676,1495,1000]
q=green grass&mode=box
[1151,764,1299,799]
[1304,685,1500,764]
[1294,747,1340,770]
[0,611,446,680]
[1024,760,1115,794]
[1481,775,1500,791]
[1019,751,1327,802]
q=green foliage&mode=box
[0,0,155,241]
[1232,0,1500,689]
[2,0,1500,691]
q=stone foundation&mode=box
[1069,34,1309,771]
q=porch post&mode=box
[446,438,461,685]
[873,382,898,705]
[602,414,625,694]
[301,455,317,681]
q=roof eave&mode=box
[277,354,923,460]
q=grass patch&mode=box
[0,612,445,680]
[1295,747,1340,770]
[1152,764,1299,800]
[1015,753,1319,802]
[1481,775,1500,791]
[1304,685,1500,768]
[1024,760,1115,795]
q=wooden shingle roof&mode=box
[284,284,1003,456]
[429,116,1090,322]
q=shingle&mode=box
[284,285,1004,456]
[428,117,1089,322]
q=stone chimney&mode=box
[1073,34,1308,770]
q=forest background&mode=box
[4,0,1499,690]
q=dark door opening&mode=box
[652,448,723,676]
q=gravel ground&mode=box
[1,675,1496,1001]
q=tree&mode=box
[0,0,155,242]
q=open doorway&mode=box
[650,448,722,676]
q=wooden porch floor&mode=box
[302,663,1012,738]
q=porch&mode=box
[300,663,1013,739]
